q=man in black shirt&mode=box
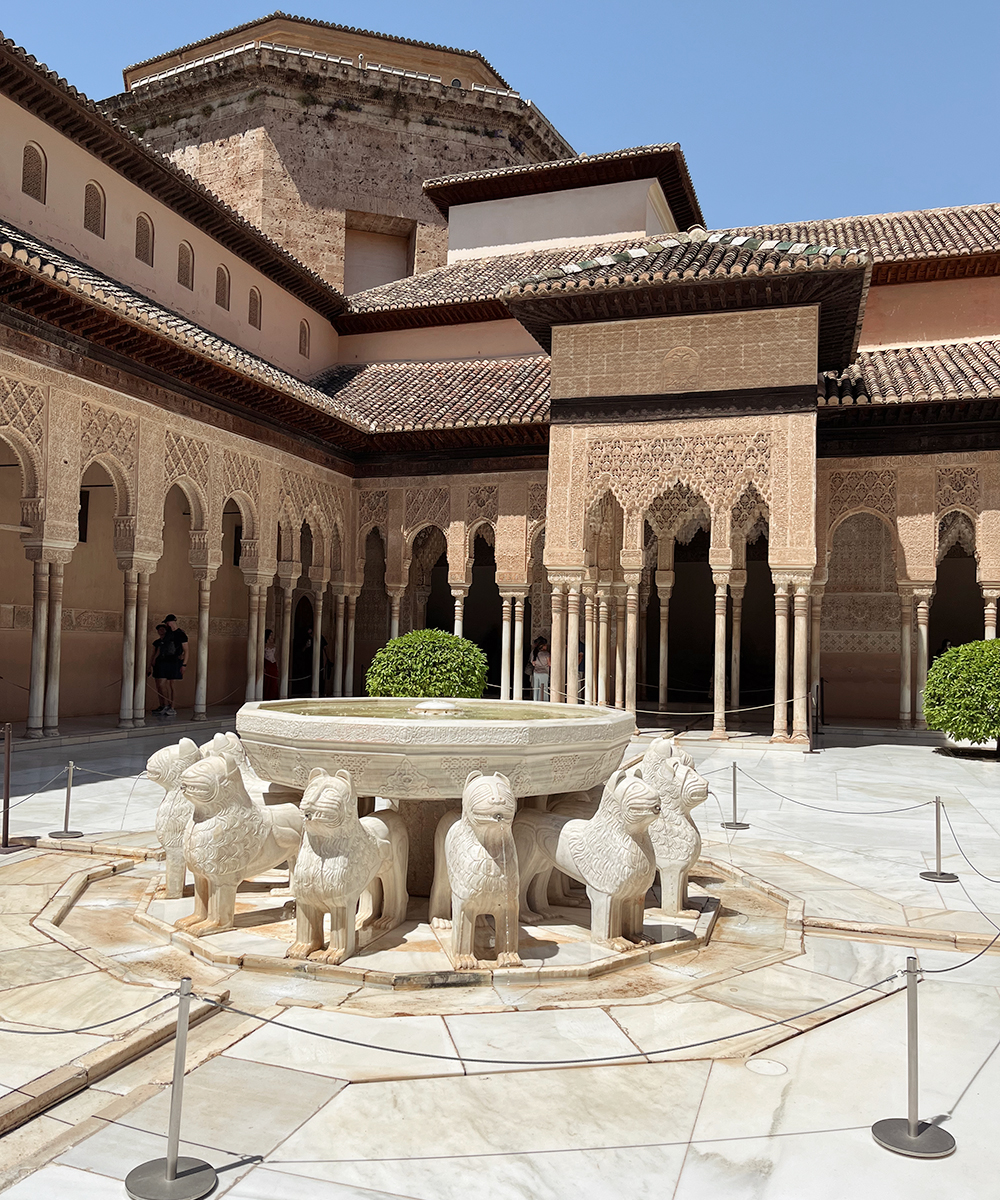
[151,614,188,716]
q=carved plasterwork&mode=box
[358,488,387,532]
[81,401,137,475]
[828,469,895,523]
[528,482,547,525]
[937,509,977,562]
[0,374,44,494]
[467,484,498,527]
[404,486,449,535]
[936,467,980,515]
[821,511,899,654]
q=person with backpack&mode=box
[150,614,188,716]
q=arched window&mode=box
[451,78,462,88]
[21,143,46,203]
[135,213,154,265]
[248,287,261,329]
[177,241,194,290]
[83,182,105,237]
[215,265,230,310]
[298,319,310,358]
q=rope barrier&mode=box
[192,976,901,1067]
[733,765,936,817]
[6,767,69,811]
[0,991,177,1034]
[633,694,811,718]
[940,805,1000,885]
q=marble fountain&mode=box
[133,698,721,986]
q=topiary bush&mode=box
[366,629,488,699]
[923,639,1000,753]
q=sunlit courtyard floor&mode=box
[0,722,998,1198]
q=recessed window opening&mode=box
[248,287,261,329]
[215,265,230,309]
[21,143,46,203]
[83,181,105,237]
[177,241,194,289]
[298,319,310,358]
[135,213,154,265]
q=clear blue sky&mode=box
[4,0,997,228]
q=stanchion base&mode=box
[48,830,84,839]
[871,1118,956,1158]
[919,870,959,883]
[721,821,750,830]
[125,1157,218,1200]
[0,845,26,855]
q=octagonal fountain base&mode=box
[133,872,719,989]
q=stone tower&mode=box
[102,13,574,292]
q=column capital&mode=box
[981,588,1000,601]
[275,562,301,586]
[191,567,218,584]
[499,587,530,600]
[654,569,675,590]
[449,584,469,599]
[711,571,731,589]
[116,554,158,574]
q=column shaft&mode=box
[119,570,138,729]
[245,583,260,702]
[658,596,669,712]
[614,595,626,710]
[499,598,512,700]
[344,595,357,696]
[333,595,345,698]
[711,576,728,739]
[983,589,998,640]
[279,585,293,698]
[565,587,581,704]
[513,597,525,701]
[771,583,789,741]
[43,562,64,736]
[255,588,267,700]
[899,592,914,726]
[791,585,810,742]
[598,594,610,706]
[193,577,211,719]
[584,591,595,705]
[389,591,401,641]
[625,585,639,716]
[550,587,566,703]
[132,572,150,725]
[915,592,932,729]
[26,561,49,737]
[729,587,744,712]
[452,591,465,638]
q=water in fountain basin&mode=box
[258,698,605,721]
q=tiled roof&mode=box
[821,339,1000,405]
[507,229,866,291]
[313,354,550,432]
[423,143,702,229]
[0,218,365,429]
[729,204,1000,267]
[0,34,344,318]
[123,10,512,89]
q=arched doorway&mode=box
[464,532,502,690]
[354,528,389,689]
[291,594,314,697]
[0,436,32,723]
[930,511,983,655]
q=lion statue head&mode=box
[462,771,516,845]
[199,731,247,766]
[603,767,661,834]
[640,738,708,815]
[179,753,247,817]
[301,768,357,831]
[147,737,200,791]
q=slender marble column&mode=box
[344,594,357,696]
[119,570,138,729]
[983,588,999,640]
[389,589,402,640]
[565,585,581,704]
[899,590,914,726]
[583,588,595,705]
[279,584,294,698]
[614,593,626,710]
[914,588,933,729]
[550,586,566,703]
[513,596,525,700]
[656,575,671,712]
[255,588,267,700]
[499,598,512,700]
[311,588,324,697]
[625,584,639,716]
[452,589,466,638]
[791,583,811,743]
[725,580,739,710]
[771,581,789,741]
[597,593,610,706]
[414,586,431,629]
[43,562,64,736]
[710,573,729,739]
[26,560,49,738]
[809,587,823,696]
[193,576,211,719]
[132,572,150,725]
[245,583,260,702]
[333,594,345,697]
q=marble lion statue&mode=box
[514,768,661,952]
[148,737,201,899]
[551,739,708,915]
[198,730,267,804]
[428,771,522,970]
[287,768,409,965]
[174,752,304,937]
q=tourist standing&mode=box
[263,628,279,699]
[152,614,188,716]
[149,623,170,714]
[530,636,551,702]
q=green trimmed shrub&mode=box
[365,629,487,699]
[923,639,1000,752]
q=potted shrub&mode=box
[923,639,1000,754]
[366,629,488,699]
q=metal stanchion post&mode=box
[872,957,956,1157]
[49,760,83,839]
[125,977,217,1200]
[919,797,958,883]
[1,722,18,855]
[721,761,749,830]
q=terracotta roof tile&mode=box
[821,339,1000,405]
[314,354,550,432]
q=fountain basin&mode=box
[236,698,635,800]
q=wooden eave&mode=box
[870,252,1000,286]
[0,41,345,321]
[505,266,870,372]
[335,298,509,335]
